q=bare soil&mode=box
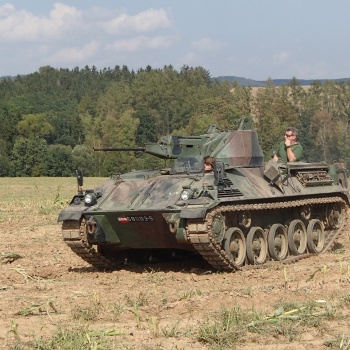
[1,180,350,349]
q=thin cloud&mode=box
[49,41,100,63]
[108,35,173,52]
[292,61,328,79]
[0,2,81,41]
[273,51,291,63]
[102,8,171,36]
[0,3,15,16]
[181,52,196,65]
[192,38,225,51]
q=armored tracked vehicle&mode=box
[58,118,350,271]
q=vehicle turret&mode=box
[93,116,263,168]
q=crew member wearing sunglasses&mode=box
[273,127,303,163]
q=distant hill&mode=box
[1,73,349,87]
[213,76,350,87]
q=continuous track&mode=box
[187,196,347,271]
[61,196,347,271]
[62,221,125,269]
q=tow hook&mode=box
[86,217,97,235]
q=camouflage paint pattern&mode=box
[58,119,350,257]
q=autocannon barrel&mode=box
[93,147,146,152]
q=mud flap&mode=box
[58,206,86,222]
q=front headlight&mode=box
[84,193,97,206]
[180,189,192,200]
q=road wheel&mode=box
[246,227,267,265]
[268,223,288,260]
[223,227,246,266]
[307,219,325,253]
[288,219,307,255]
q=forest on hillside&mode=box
[0,64,349,177]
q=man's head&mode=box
[203,156,215,171]
[284,127,298,143]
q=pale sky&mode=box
[1,0,349,80]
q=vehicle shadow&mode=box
[68,253,215,275]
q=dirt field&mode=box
[1,178,350,349]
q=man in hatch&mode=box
[273,127,303,163]
[203,155,215,171]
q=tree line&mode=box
[0,64,349,177]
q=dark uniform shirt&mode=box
[275,142,303,163]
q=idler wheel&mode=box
[246,227,268,265]
[307,219,325,253]
[223,227,246,267]
[287,219,307,255]
[268,224,288,261]
[211,212,226,243]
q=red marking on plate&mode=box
[118,216,129,224]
